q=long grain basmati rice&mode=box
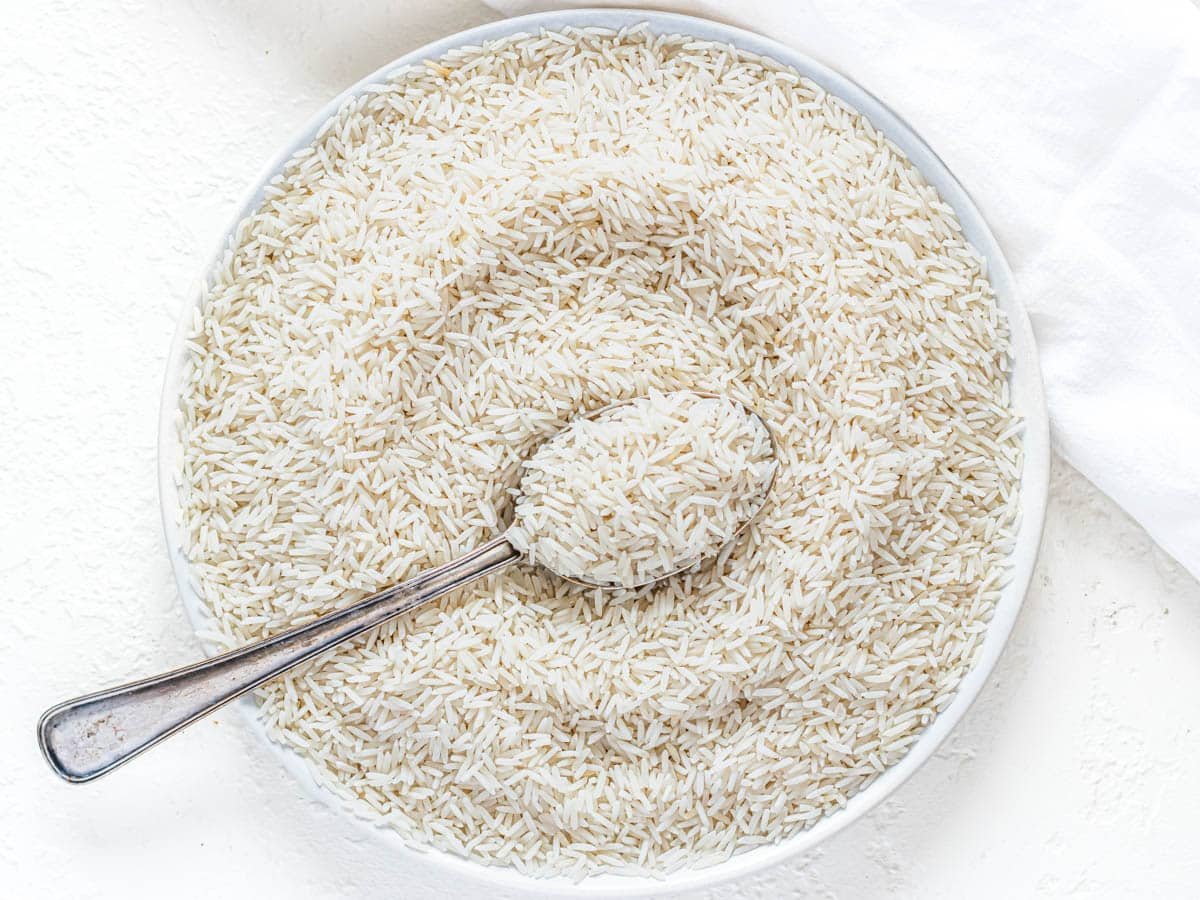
[178,25,1021,877]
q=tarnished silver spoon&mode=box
[37,391,777,783]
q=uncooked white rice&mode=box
[178,25,1021,878]
[508,390,777,588]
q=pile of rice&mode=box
[178,26,1021,877]
[508,390,777,588]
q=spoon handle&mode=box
[38,535,519,783]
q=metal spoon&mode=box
[37,392,777,783]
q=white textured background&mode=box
[3,2,1199,897]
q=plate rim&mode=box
[157,7,1050,896]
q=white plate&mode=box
[158,8,1050,897]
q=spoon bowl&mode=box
[535,391,779,590]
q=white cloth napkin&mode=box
[483,0,1200,579]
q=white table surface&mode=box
[3,2,1199,897]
